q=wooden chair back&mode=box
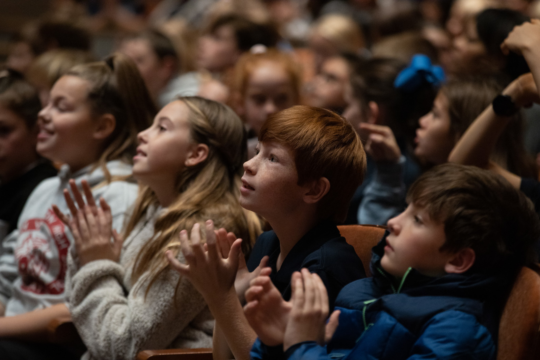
[497,266,540,360]
[338,224,385,277]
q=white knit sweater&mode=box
[66,206,213,360]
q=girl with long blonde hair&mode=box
[58,96,261,360]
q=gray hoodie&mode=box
[0,160,138,316]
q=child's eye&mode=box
[159,125,166,132]
[269,154,277,162]
[254,147,260,155]
[414,215,423,224]
[0,125,13,137]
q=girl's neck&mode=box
[150,179,178,208]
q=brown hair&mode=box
[407,163,540,270]
[350,57,437,148]
[441,76,537,178]
[371,31,438,64]
[311,14,365,53]
[16,18,91,56]
[230,49,302,110]
[128,97,262,293]
[0,70,41,128]
[207,14,280,52]
[260,105,366,223]
[66,52,157,180]
[27,49,94,89]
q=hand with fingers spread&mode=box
[501,19,540,57]
[359,123,401,163]
[212,228,269,303]
[165,220,243,302]
[52,179,123,267]
[244,272,291,346]
[283,269,339,352]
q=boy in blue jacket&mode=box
[245,163,540,360]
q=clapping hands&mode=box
[53,179,123,267]
[244,268,340,351]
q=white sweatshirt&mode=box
[66,205,213,360]
[0,160,138,316]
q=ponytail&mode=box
[67,52,156,180]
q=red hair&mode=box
[230,49,302,105]
[260,105,365,222]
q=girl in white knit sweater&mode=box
[56,96,262,360]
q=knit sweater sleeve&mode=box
[68,254,209,360]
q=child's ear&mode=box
[303,177,331,205]
[444,248,476,274]
[185,143,209,167]
[367,101,380,125]
[93,114,116,140]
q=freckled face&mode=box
[240,141,306,219]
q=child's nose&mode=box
[38,106,51,124]
[137,129,148,144]
[387,216,400,234]
[264,101,278,115]
[243,156,256,175]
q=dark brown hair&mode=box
[442,76,537,178]
[350,57,436,148]
[67,53,157,179]
[208,14,280,52]
[407,163,540,270]
[260,105,366,223]
[0,70,41,128]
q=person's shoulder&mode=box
[316,236,364,270]
[97,180,139,214]
[304,235,366,285]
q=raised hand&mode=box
[244,272,291,346]
[213,228,269,303]
[283,269,332,352]
[165,221,242,302]
[503,73,540,108]
[359,123,401,163]
[52,179,123,267]
[501,19,540,56]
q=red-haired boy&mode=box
[167,105,367,360]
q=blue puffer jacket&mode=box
[251,233,509,360]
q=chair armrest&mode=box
[137,348,213,360]
[47,316,80,344]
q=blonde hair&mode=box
[230,49,302,113]
[311,14,365,54]
[27,49,94,89]
[128,96,262,293]
[66,52,156,181]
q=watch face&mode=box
[493,95,518,117]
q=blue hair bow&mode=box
[394,54,446,92]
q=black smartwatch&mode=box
[492,94,519,117]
